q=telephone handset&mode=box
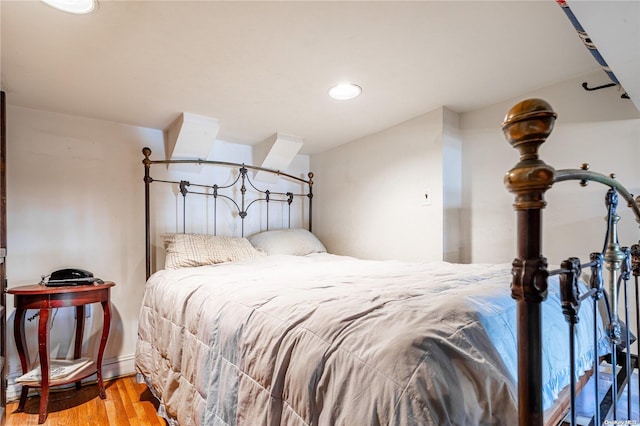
[41,268,104,286]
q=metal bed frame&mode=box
[141,147,314,280]
[503,98,640,425]
[141,99,639,424]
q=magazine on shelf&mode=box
[16,357,92,383]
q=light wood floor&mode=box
[5,375,167,426]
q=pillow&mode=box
[163,233,264,269]
[247,228,327,256]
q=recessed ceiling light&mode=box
[328,83,362,100]
[41,0,97,14]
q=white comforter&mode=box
[135,254,607,426]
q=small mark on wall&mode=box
[422,189,432,206]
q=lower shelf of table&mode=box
[16,360,98,388]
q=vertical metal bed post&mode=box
[143,147,152,280]
[239,167,247,236]
[590,252,604,425]
[632,243,640,412]
[179,181,190,234]
[621,247,632,421]
[502,99,556,426]
[308,172,314,232]
[559,257,581,426]
[502,99,557,425]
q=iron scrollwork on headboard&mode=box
[142,147,314,279]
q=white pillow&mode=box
[163,233,264,269]
[247,228,326,256]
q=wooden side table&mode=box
[8,282,115,424]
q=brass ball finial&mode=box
[503,99,557,210]
[142,147,152,166]
[501,99,557,161]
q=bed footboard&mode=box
[503,99,640,425]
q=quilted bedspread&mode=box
[135,254,607,425]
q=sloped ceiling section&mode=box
[568,0,640,110]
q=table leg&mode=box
[37,307,50,424]
[97,300,111,399]
[74,305,85,390]
[13,307,29,412]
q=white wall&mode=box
[4,105,310,398]
[310,107,454,262]
[310,69,639,266]
[5,106,163,394]
[461,70,640,265]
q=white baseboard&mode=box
[6,354,136,401]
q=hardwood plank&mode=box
[74,397,89,426]
[123,374,142,405]
[85,393,101,425]
[116,379,140,425]
[104,399,119,425]
[5,375,166,426]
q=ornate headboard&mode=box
[142,147,314,278]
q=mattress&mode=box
[135,253,609,425]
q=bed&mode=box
[135,99,639,425]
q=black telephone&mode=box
[43,268,103,286]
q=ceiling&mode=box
[1,1,638,155]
